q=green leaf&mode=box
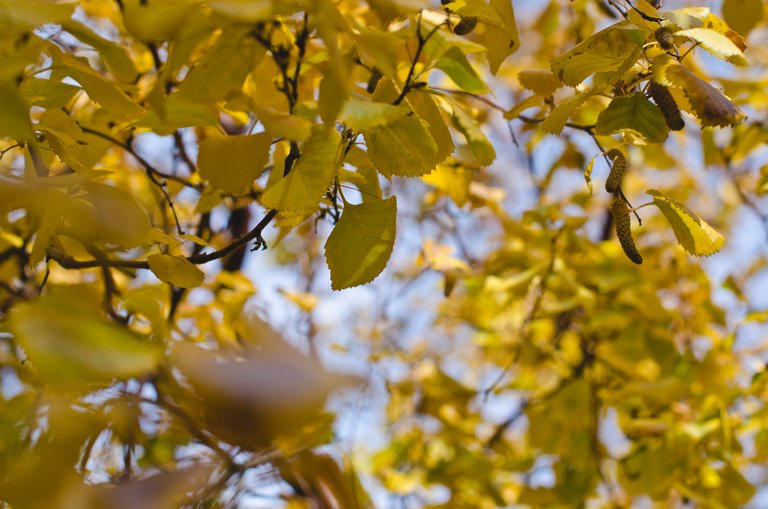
[434,47,489,95]
[595,93,670,143]
[551,23,644,86]
[8,286,161,390]
[324,196,397,290]
[648,189,725,256]
[148,254,205,288]
[198,133,271,194]
[339,100,409,131]
[261,126,342,211]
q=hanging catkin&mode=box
[610,198,643,264]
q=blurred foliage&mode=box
[1,0,768,508]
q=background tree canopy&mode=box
[1,0,768,507]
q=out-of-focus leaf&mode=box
[722,0,762,38]
[279,452,372,509]
[91,465,216,509]
[518,69,562,96]
[198,133,271,194]
[148,254,205,288]
[8,287,161,390]
[170,316,357,448]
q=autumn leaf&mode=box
[648,189,725,256]
[324,196,397,290]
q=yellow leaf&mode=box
[63,20,139,82]
[37,109,82,151]
[198,133,271,194]
[80,181,151,247]
[121,0,197,42]
[420,240,471,276]
[324,196,397,290]
[422,161,472,207]
[177,29,266,102]
[648,189,725,256]
[0,82,33,141]
[209,0,300,22]
[504,94,543,120]
[551,22,644,86]
[449,101,496,166]
[722,0,762,38]
[518,69,562,97]
[9,286,161,390]
[479,0,520,75]
[354,27,402,76]
[339,100,409,131]
[676,28,747,66]
[407,90,455,164]
[51,48,144,119]
[540,85,609,136]
[652,55,746,127]
[148,254,205,288]
[363,112,439,177]
[279,289,319,312]
[663,7,746,51]
[0,0,75,29]
[20,78,80,109]
[254,106,313,141]
[584,155,596,194]
[261,126,342,211]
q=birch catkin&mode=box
[610,198,643,264]
[648,81,685,131]
[605,149,626,194]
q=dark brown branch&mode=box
[393,13,444,106]
[48,209,278,270]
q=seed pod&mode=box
[648,81,685,131]
[655,27,674,50]
[610,198,643,265]
[453,16,478,36]
[605,149,626,194]
[366,68,382,94]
